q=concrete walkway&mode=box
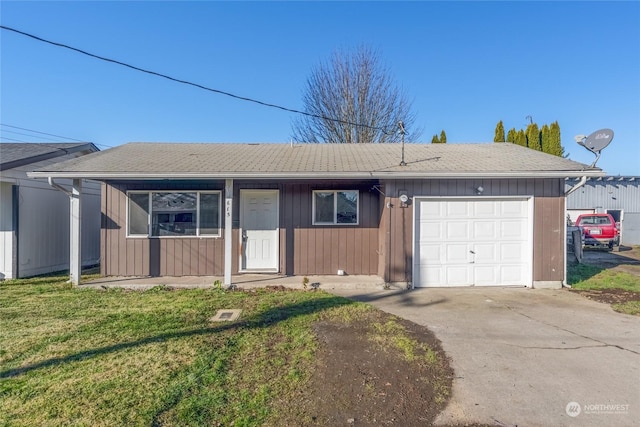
[329,287,640,427]
[82,274,386,290]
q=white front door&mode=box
[414,198,532,287]
[240,190,279,271]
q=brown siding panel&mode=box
[380,178,565,285]
[102,177,564,283]
[102,181,226,276]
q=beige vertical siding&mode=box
[380,178,565,284]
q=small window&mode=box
[313,190,359,225]
[199,193,221,236]
[127,191,221,237]
[128,192,149,236]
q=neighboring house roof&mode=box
[566,176,639,182]
[29,142,604,180]
[0,142,99,171]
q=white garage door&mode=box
[414,198,532,287]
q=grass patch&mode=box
[567,262,640,315]
[612,301,640,316]
[0,276,360,426]
[567,266,640,293]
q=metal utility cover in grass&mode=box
[210,309,242,322]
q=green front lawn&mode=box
[0,275,358,425]
[567,263,640,315]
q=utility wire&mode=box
[1,123,85,142]
[1,25,390,134]
[1,128,72,142]
[0,136,30,143]
[1,123,117,149]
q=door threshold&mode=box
[239,269,279,274]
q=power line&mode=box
[1,123,117,149]
[0,136,30,143]
[1,123,85,142]
[0,25,389,134]
[1,128,72,142]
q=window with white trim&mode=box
[312,190,359,225]
[127,191,221,237]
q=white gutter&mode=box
[31,170,605,181]
[564,176,588,196]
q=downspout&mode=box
[564,176,587,196]
[563,176,587,288]
[48,177,72,196]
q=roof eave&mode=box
[28,169,605,180]
[0,143,99,171]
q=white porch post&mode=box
[224,179,233,287]
[70,179,82,285]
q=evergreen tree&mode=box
[515,129,527,147]
[541,124,551,154]
[431,134,440,144]
[549,121,564,156]
[526,123,541,151]
[494,120,505,142]
[506,128,517,143]
[439,130,447,144]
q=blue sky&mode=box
[1,1,638,175]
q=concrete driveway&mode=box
[329,287,640,427]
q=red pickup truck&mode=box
[575,213,620,251]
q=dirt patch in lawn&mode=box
[571,288,640,305]
[273,309,454,426]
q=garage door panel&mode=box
[473,221,497,240]
[500,265,526,284]
[474,265,498,286]
[415,198,531,287]
[421,202,442,217]
[501,242,525,261]
[446,201,470,217]
[447,221,470,240]
[446,266,472,286]
[501,200,527,216]
[419,221,443,240]
[419,244,441,263]
[501,219,527,239]
[474,243,497,262]
[474,201,498,217]
[446,244,470,263]
[419,266,442,285]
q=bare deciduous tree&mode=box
[291,46,420,143]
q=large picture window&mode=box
[312,190,359,225]
[127,191,221,237]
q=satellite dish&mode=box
[575,128,614,168]
[583,128,614,152]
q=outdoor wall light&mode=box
[476,186,484,195]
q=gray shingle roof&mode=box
[29,142,603,179]
[0,142,98,171]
